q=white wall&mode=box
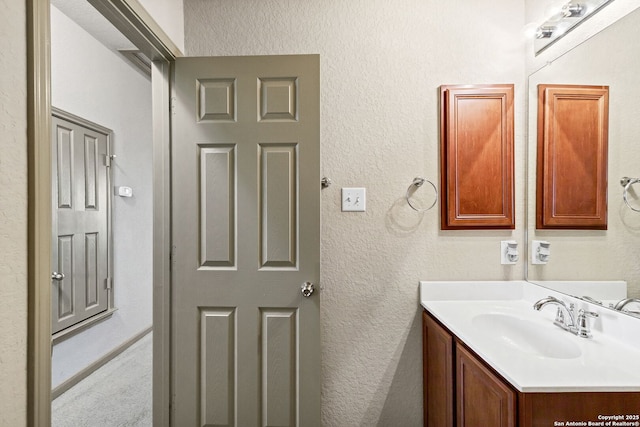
[138,0,184,53]
[184,1,526,424]
[0,1,28,425]
[50,5,153,388]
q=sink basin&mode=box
[472,313,582,359]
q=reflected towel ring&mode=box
[406,177,438,212]
[621,176,640,212]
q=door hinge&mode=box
[105,277,113,290]
[171,97,177,115]
[105,154,116,168]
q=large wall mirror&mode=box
[527,7,640,311]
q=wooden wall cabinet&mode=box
[537,84,609,229]
[422,310,640,427]
[440,84,515,230]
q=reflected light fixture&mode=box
[562,3,585,17]
[536,26,556,39]
[533,0,615,54]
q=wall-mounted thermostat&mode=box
[116,186,133,198]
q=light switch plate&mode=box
[342,187,366,212]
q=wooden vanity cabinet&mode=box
[422,310,640,427]
[423,311,454,426]
[423,311,516,427]
[456,344,516,427]
[519,393,640,426]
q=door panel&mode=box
[84,135,99,209]
[56,125,74,209]
[261,308,297,426]
[259,143,297,268]
[172,55,320,426]
[200,307,236,427]
[51,111,111,334]
[199,144,236,268]
[55,235,74,320]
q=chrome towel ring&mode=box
[621,177,640,212]
[406,177,438,212]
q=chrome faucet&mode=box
[575,309,599,338]
[533,296,576,331]
[533,296,599,338]
[612,298,640,311]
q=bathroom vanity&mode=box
[421,281,640,427]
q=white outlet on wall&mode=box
[500,240,519,265]
[341,187,366,212]
[532,240,551,264]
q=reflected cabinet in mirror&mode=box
[527,8,640,307]
[536,84,609,230]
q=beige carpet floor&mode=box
[52,332,152,427]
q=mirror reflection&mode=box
[527,7,640,315]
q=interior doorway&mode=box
[28,0,176,424]
[48,0,154,424]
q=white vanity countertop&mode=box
[420,280,640,392]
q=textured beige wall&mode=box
[137,0,185,53]
[184,1,525,424]
[0,1,28,426]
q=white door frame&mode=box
[26,1,179,425]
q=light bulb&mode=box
[536,26,556,39]
[562,3,585,17]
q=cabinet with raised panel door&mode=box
[423,311,515,427]
[422,310,640,427]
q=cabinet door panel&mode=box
[440,84,515,229]
[456,342,516,427]
[423,312,454,427]
[520,392,640,426]
[536,84,609,229]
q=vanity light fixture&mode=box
[536,25,556,39]
[533,0,615,54]
[562,2,585,17]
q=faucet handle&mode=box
[553,303,576,329]
[554,306,567,325]
[576,309,599,338]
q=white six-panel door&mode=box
[171,55,320,426]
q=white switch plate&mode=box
[341,187,366,212]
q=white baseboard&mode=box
[52,326,153,400]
